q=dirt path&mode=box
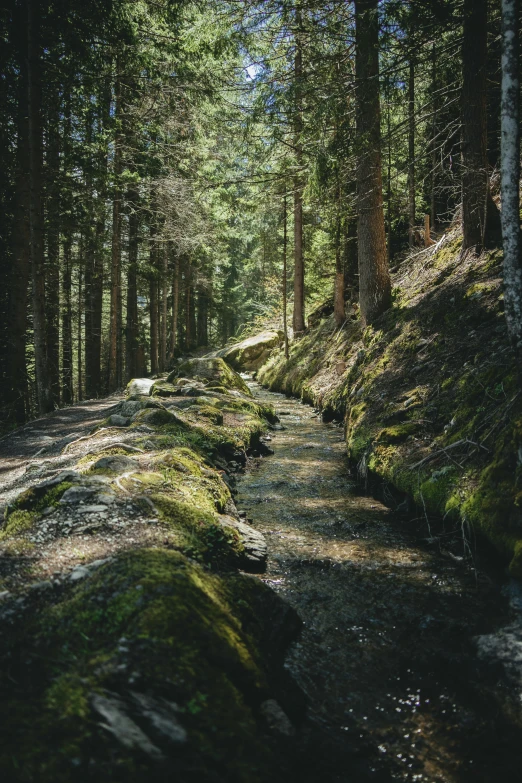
[0,395,123,508]
[238,382,522,783]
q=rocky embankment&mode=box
[258,229,522,578]
[0,357,302,782]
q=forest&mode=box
[1,0,522,781]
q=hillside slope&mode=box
[258,229,522,577]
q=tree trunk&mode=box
[46,91,60,407]
[462,0,500,252]
[61,233,73,404]
[282,193,289,360]
[293,6,305,333]
[501,0,522,353]
[355,0,391,326]
[125,191,139,382]
[197,286,208,347]
[170,254,179,358]
[77,250,83,401]
[430,42,438,232]
[160,245,168,370]
[149,277,159,374]
[408,59,416,247]
[108,69,122,390]
[334,182,345,327]
[8,0,31,422]
[28,0,52,413]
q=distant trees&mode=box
[0,0,518,426]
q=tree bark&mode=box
[61,232,73,404]
[149,269,159,375]
[501,0,522,353]
[197,286,209,347]
[28,0,52,413]
[108,69,122,390]
[170,254,179,358]
[282,193,289,359]
[355,0,391,325]
[334,182,345,327]
[293,5,305,333]
[46,89,61,407]
[462,0,500,252]
[160,245,168,370]
[125,190,139,382]
[77,247,83,401]
[408,58,416,247]
[8,0,31,422]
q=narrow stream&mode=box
[238,381,522,783]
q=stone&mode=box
[107,414,130,427]
[33,470,81,493]
[131,407,186,427]
[118,400,145,418]
[91,692,164,761]
[260,699,296,737]
[167,357,251,396]
[207,331,283,371]
[60,486,97,505]
[95,492,117,505]
[130,691,187,745]
[165,398,195,410]
[92,455,138,474]
[219,514,267,572]
[126,378,155,397]
[69,566,90,581]
[75,505,110,514]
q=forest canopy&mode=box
[0,0,520,425]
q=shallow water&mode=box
[238,382,522,783]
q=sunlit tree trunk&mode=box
[355,0,391,325]
[501,0,522,353]
[408,59,416,247]
[125,190,139,382]
[282,193,289,360]
[293,5,305,333]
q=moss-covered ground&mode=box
[258,229,522,577]
[0,364,301,781]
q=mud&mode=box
[238,381,522,783]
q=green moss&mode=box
[0,549,295,782]
[0,510,36,541]
[192,405,224,426]
[377,423,418,444]
[168,358,252,396]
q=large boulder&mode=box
[167,357,251,396]
[208,331,283,371]
[126,378,155,397]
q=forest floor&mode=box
[0,351,522,781]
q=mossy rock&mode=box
[191,405,224,426]
[168,358,251,397]
[150,381,182,398]
[131,407,187,428]
[0,549,300,782]
[126,378,155,397]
